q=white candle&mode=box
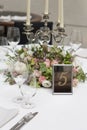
[60,0,64,28]
[26,0,30,25]
[44,0,49,14]
[58,0,61,23]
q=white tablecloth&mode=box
[0,46,87,130]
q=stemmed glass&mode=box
[21,73,37,109]
[7,27,20,53]
[10,61,28,103]
[69,29,83,52]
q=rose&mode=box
[72,78,79,87]
[44,59,50,67]
[24,55,32,62]
[39,76,46,84]
[33,70,41,77]
[14,61,27,74]
[51,60,58,65]
[42,80,51,88]
[73,67,79,73]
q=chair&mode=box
[14,21,53,45]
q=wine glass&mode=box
[7,27,20,53]
[0,36,7,46]
[21,73,37,109]
[69,29,83,52]
[10,61,28,103]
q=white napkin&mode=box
[0,107,18,128]
[11,15,32,21]
[0,15,31,22]
[75,48,87,58]
[11,16,27,21]
[0,15,11,22]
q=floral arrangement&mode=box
[5,44,86,87]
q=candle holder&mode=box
[23,23,36,44]
[53,23,67,46]
[35,13,51,45]
[43,13,49,27]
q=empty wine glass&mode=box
[21,73,37,109]
[69,29,83,52]
[7,27,20,52]
[0,36,7,46]
[10,61,28,103]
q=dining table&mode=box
[0,45,87,130]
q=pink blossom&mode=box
[39,76,46,84]
[72,78,79,87]
[51,60,58,65]
[23,48,28,52]
[44,59,51,67]
[73,67,79,73]
[33,70,41,77]
[24,56,32,62]
[33,58,37,63]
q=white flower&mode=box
[20,53,25,59]
[42,80,51,88]
[28,50,33,56]
[14,61,27,74]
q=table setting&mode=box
[0,42,87,130]
[0,0,87,130]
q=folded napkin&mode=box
[75,48,87,58]
[11,16,27,21]
[0,107,18,128]
[0,15,11,22]
[0,15,32,22]
[11,15,32,21]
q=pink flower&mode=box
[33,58,37,63]
[72,78,79,87]
[39,76,46,84]
[73,67,79,73]
[33,70,41,77]
[24,56,32,62]
[44,59,51,67]
[51,60,58,65]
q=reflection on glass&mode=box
[7,27,20,52]
[21,73,37,109]
[10,61,28,104]
[69,29,83,52]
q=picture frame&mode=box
[52,64,73,94]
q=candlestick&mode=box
[26,0,30,25]
[58,0,61,23]
[44,0,49,14]
[60,0,64,28]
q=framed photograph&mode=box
[52,64,73,94]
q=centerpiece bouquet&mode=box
[5,44,86,87]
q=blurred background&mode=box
[0,0,87,47]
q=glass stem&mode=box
[19,85,23,96]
